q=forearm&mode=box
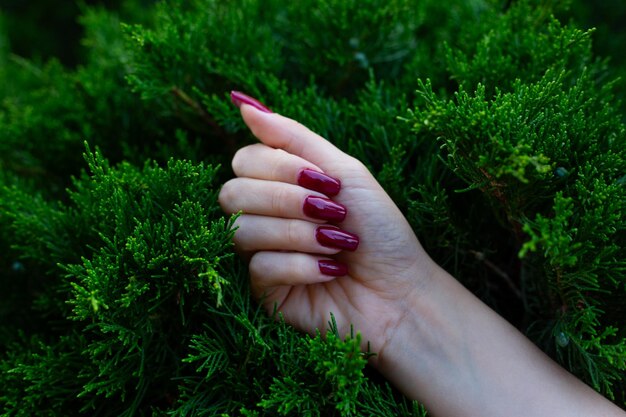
[375,267,625,417]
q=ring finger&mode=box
[232,215,359,254]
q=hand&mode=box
[218,93,441,357]
[220,93,626,417]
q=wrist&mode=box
[367,264,625,417]
[369,259,452,370]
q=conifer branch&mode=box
[2,0,625,413]
[170,86,237,153]
[469,250,523,299]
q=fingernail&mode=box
[315,226,359,251]
[230,91,272,113]
[297,168,341,196]
[318,259,348,277]
[303,196,347,222]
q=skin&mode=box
[219,104,626,417]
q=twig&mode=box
[469,249,523,299]
[170,86,237,154]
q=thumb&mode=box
[231,91,346,168]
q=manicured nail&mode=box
[318,260,348,277]
[230,91,272,113]
[297,168,341,196]
[315,226,359,252]
[303,196,347,222]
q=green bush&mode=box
[1,0,624,415]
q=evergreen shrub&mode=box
[1,0,625,415]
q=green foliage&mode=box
[445,3,598,95]
[1,0,625,415]
[0,333,88,416]
[0,4,193,197]
[408,0,626,400]
[1,145,236,415]
[257,319,367,416]
[257,327,366,416]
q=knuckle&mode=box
[231,151,243,174]
[218,180,238,212]
[284,131,303,155]
[248,253,272,300]
[341,155,371,178]
[249,253,268,279]
[347,155,367,170]
[271,187,287,217]
[285,221,300,248]
[230,217,249,250]
[269,149,288,181]
[231,146,250,174]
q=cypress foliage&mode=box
[0,0,624,415]
[408,1,626,399]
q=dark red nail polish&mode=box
[230,91,272,113]
[297,169,341,196]
[315,226,359,252]
[303,196,347,222]
[318,260,348,277]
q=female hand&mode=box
[218,92,440,357]
[219,92,626,417]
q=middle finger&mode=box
[219,178,347,223]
